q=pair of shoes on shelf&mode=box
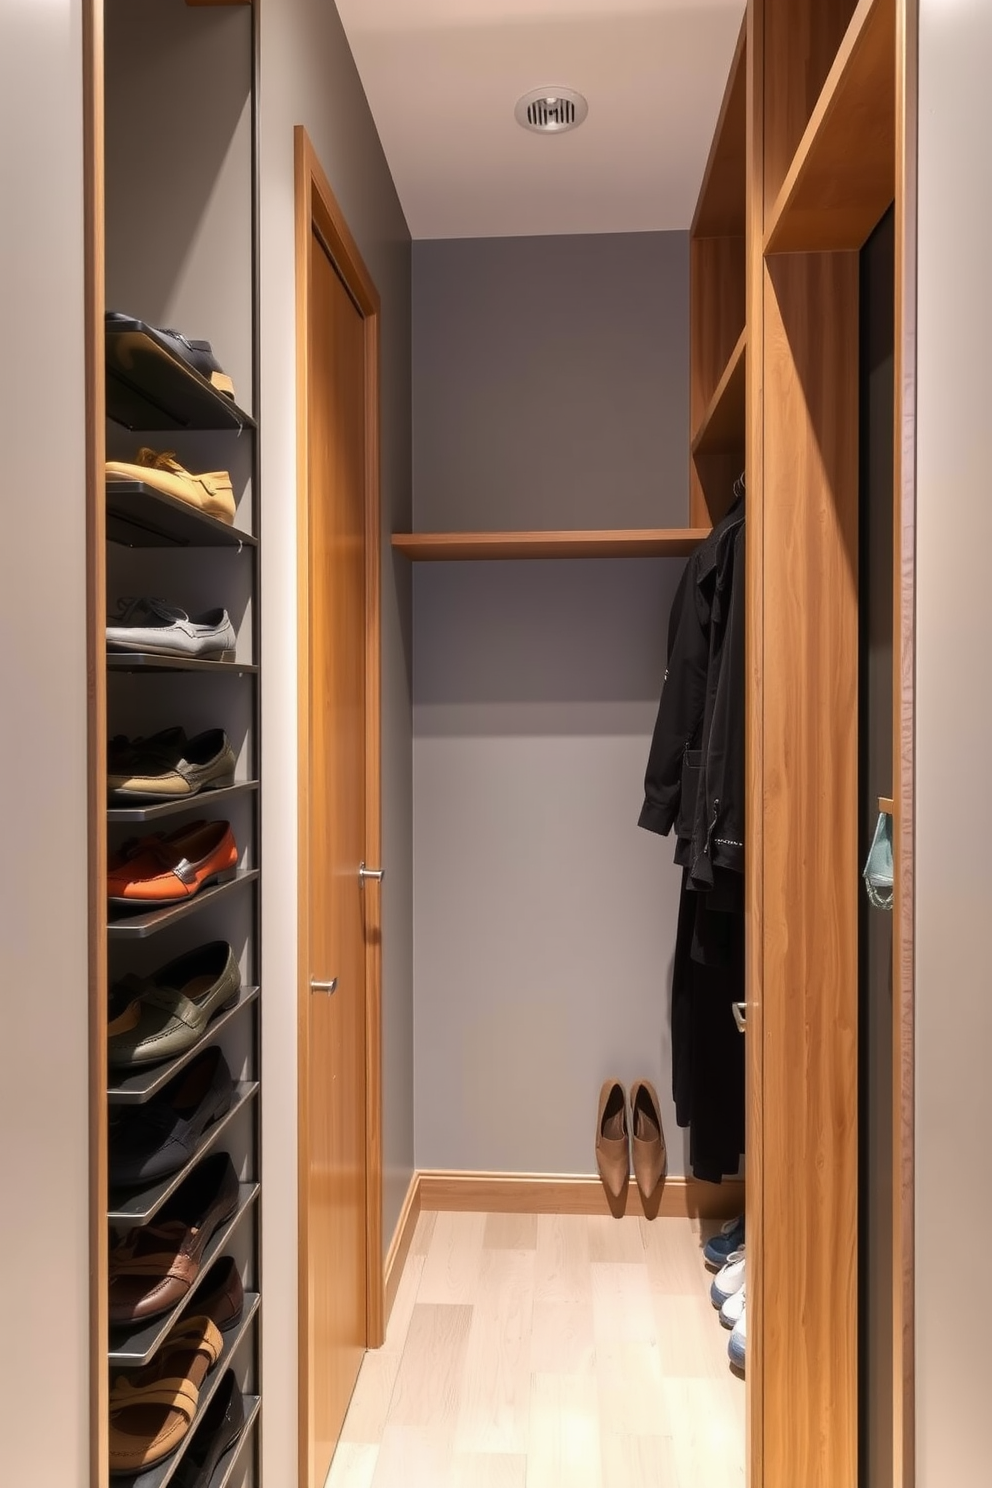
[109,942,242,1069]
[109,1046,235,1186]
[173,1371,247,1488]
[109,726,236,801]
[109,1154,240,1327]
[595,1079,667,1203]
[107,596,237,661]
[107,312,237,402]
[108,820,239,907]
[109,1255,244,1474]
[107,447,236,525]
[703,1212,744,1269]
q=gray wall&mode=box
[413,233,691,531]
[258,3,414,1484]
[412,233,691,1176]
[0,3,91,1485]
[916,3,992,1483]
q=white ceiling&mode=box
[335,0,745,240]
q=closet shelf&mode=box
[213,1397,260,1488]
[691,16,747,238]
[107,480,257,550]
[391,529,711,561]
[764,0,895,254]
[108,1083,259,1226]
[691,329,746,457]
[113,1296,260,1488]
[107,655,258,676]
[106,317,255,433]
[108,1184,259,1367]
[107,870,259,940]
[108,781,259,825]
[108,988,259,1106]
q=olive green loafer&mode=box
[108,942,241,1069]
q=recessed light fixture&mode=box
[515,87,588,134]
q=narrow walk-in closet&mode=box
[15,0,978,1484]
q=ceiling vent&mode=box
[515,87,588,135]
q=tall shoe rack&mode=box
[103,324,261,1488]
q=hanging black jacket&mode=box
[638,498,745,887]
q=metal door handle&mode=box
[358,862,385,884]
[310,977,338,995]
[732,1002,747,1034]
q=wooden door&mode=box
[297,129,383,1488]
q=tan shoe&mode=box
[107,447,236,524]
[596,1079,630,1199]
[630,1080,666,1202]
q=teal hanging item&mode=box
[863,809,894,911]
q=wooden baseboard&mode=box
[416,1170,744,1221]
[383,1173,422,1326]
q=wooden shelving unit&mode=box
[391,529,710,561]
[765,0,895,253]
[691,327,747,460]
[690,16,747,526]
[705,0,907,1484]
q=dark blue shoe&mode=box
[703,1214,744,1269]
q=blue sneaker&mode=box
[703,1214,744,1269]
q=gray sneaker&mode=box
[106,596,236,660]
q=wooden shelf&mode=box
[391,529,710,561]
[764,0,895,254]
[692,16,747,237]
[692,329,746,457]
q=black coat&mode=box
[638,498,745,889]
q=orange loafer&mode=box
[108,820,238,906]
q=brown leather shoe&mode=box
[595,1079,630,1199]
[630,1080,667,1202]
[108,1155,239,1326]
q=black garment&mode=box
[638,499,745,887]
[640,499,747,1181]
[671,871,745,1181]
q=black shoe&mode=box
[106,312,236,400]
[109,1047,235,1186]
[175,1372,246,1488]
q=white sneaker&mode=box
[710,1248,745,1308]
[720,1282,746,1329]
[729,1304,747,1372]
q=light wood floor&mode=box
[325,1209,745,1488]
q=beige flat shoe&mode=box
[630,1079,667,1202]
[107,448,235,524]
[596,1079,630,1199]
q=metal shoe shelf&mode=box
[99,14,263,1488]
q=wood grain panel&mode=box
[892,0,917,1480]
[390,530,710,560]
[765,0,895,254]
[416,1172,743,1222]
[763,0,859,211]
[692,15,748,237]
[691,329,746,527]
[744,9,765,1480]
[296,126,385,1488]
[690,235,746,428]
[760,249,860,1487]
[84,3,107,1485]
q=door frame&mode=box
[295,124,384,1484]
